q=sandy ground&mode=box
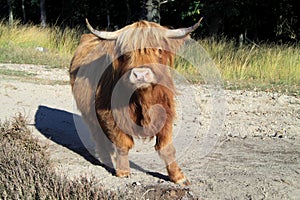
[0,63,299,199]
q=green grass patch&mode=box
[0,68,37,77]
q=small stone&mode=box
[169,190,177,197]
[157,179,165,183]
[188,191,194,196]
[290,97,300,104]
[277,95,287,105]
[132,181,141,186]
[35,46,48,52]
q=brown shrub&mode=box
[0,114,197,199]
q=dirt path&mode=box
[1,64,299,199]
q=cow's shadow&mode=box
[34,105,169,181]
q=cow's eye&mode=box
[158,48,163,54]
[120,54,129,62]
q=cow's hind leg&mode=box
[155,133,190,186]
[111,131,134,177]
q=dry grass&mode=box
[0,114,117,199]
[199,38,300,93]
[0,20,80,68]
[174,38,300,94]
[0,114,196,199]
[1,21,299,93]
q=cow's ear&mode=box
[79,34,93,43]
[70,33,116,78]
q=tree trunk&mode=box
[142,0,161,23]
[40,0,46,27]
[126,0,131,24]
[106,0,111,30]
[7,0,13,25]
[22,0,27,23]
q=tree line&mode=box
[1,0,299,42]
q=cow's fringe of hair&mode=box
[115,20,180,55]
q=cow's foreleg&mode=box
[115,148,130,177]
[155,131,190,186]
[111,131,133,177]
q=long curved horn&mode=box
[166,17,203,38]
[85,18,120,40]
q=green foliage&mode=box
[200,0,299,41]
[180,1,202,21]
[1,0,299,41]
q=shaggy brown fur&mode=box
[70,20,190,186]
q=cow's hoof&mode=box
[176,178,190,187]
[116,169,130,178]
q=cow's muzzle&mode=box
[129,67,155,88]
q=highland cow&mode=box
[69,18,202,186]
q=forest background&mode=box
[1,0,299,42]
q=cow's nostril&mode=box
[130,68,154,84]
[133,71,144,80]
